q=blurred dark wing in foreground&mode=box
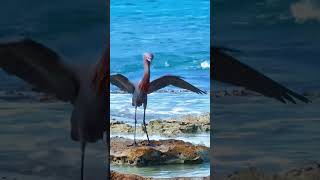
[0,39,80,103]
[212,47,310,103]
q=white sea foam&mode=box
[110,92,210,122]
[200,60,210,69]
[111,133,210,147]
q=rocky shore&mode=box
[111,171,210,180]
[227,164,320,180]
[111,171,148,180]
[110,137,209,166]
[111,113,210,136]
[111,163,320,180]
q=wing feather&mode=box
[110,74,135,93]
[212,47,310,103]
[0,39,79,103]
[148,75,206,94]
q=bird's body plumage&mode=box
[133,84,148,107]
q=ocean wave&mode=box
[110,88,209,94]
[200,60,210,69]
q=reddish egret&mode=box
[212,47,310,103]
[110,53,206,145]
[0,39,108,180]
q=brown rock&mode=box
[111,171,150,180]
[111,171,210,180]
[111,121,135,133]
[110,113,210,137]
[110,137,209,166]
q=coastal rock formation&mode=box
[227,164,320,180]
[110,137,209,166]
[110,121,135,133]
[148,113,210,136]
[111,171,210,180]
[111,171,150,180]
[111,113,210,136]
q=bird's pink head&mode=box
[143,52,154,63]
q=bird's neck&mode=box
[142,61,150,83]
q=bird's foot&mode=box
[127,141,138,147]
[144,140,155,147]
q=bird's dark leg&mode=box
[143,104,151,145]
[81,141,86,180]
[134,106,137,145]
[127,107,138,147]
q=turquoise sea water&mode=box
[110,0,210,121]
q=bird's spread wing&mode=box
[110,74,135,93]
[148,75,206,94]
[0,39,80,103]
[212,47,310,103]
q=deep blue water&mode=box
[111,0,210,89]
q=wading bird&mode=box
[111,49,310,145]
[212,47,310,104]
[0,39,108,180]
[110,53,206,145]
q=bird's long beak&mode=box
[144,52,154,63]
[146,56,152,62]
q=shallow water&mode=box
[111,163,210,179]
[213,96,320,176]
[111,92,210,122]
[0,101,107,180]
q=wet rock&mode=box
[111,121,135,133]
[110,137,209,166]
[111,171,210,180]
[111,171,150,180]
[227,163,320,180]
[111,113,210,136]
[148,113,210,136]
